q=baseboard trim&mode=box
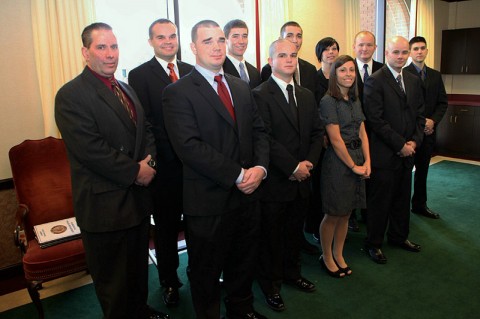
[0,178,14,190]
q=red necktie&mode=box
[214,75,236,121]
[167,63,178,83]
[110,79,136,124]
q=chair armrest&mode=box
[13,204,28,253]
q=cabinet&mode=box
[435,105,480,158]
[440,28,480,74]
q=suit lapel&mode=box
[267,78,299,131]
[191,69,237,129]
[383,67,405,99]
[149,57,171,85]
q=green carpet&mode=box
[2,160,479,319]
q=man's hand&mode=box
[237,167,265,194]
[399,142,416,157]
[425,118,435,135]
[292,161,313,182]
[135,154,156,186]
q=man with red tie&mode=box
[129,19,193,308]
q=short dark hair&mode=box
[409,36,427,48]
[280,21,302,37]
[81,22,112,48]
[326,55,358,101]
[223,19,248,38]
[191,20,220,42]
[148,19,176,39]
[315,37,340,62]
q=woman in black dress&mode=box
[318,55,371,277]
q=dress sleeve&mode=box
[319,95,339,126]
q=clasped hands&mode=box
[135,154,156,186]
[289,160,313,182]
[237,167,265,195]
[398,141,417,157]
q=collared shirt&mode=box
[270,73,297,104]
[226,55,250,82]
[411,63,427,79]
[356,59,373,81]
[386,63,405,93]
[155,56,178,77]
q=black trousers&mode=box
[151,162,183,288]
[412,133,436,210]
[185,201,261,319]
[257,197,309,296]
[82,217,150,319]
[366,166,412,248]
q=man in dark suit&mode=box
[162,20,269,319]
[260,21,317,94]
[222,19,261,89]
[253,39,323,312]
[363,36,425,264]
[129,18,193,307]
[349,30,383,231]
[55,23,167,319]
[405,36,448,219]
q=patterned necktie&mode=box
[363,64,369,82]
[396,74,405,94]
[420,68,426,81]
[167,63,178,83]
[239,62,249,83]
[110,79,136,124]
[286,84,298,125]
[214,75,236,121]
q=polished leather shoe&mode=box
[365,246,387,264]
[265,293,285,312]
[389,239,421,252]
[146,307,170,319]
[412,206,440,219]
[285,277,316,292]
[348,217,360,232]
[240,311,267,319]
[162,287,179,307]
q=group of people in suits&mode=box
[54,14,447,319]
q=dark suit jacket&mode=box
[55,67,156,232]
[403,63,448,127]
[253,78,323,202]
[223,57,261,89]
[261,58,317,94]
[363,65,425,170]
[162,68,269,216]
[129,57,193,171]
[355,59,383,107]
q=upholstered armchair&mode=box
[9,137,87,319]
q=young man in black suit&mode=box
[260,21,317,94]
[253,39,323,312]
[162,20,269,319]
[363,36,425,264]
[223,19,261,89]
[55,23,167,319]
[404,36,448,219]
[348,30,383,231]
[129,18,193,308]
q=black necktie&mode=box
[363,64,369,82]
[396,74,405,94]
[286,84,298,125]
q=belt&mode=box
[345,139,362,150]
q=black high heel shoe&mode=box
[333,258,352,276]
[319,255,345,278]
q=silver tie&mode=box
[239,62,249,83]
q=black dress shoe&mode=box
[364,246,387,264]
[388,239,421,252]
[265,293,285,312]
[285,277,316,292]
[146,307,170,319]
[412,206,440,219]
[301,240,319,255]
[162,287,179,307]
[348,216,360,232]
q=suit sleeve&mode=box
[128,68,153,124]
[430,72,448,125]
